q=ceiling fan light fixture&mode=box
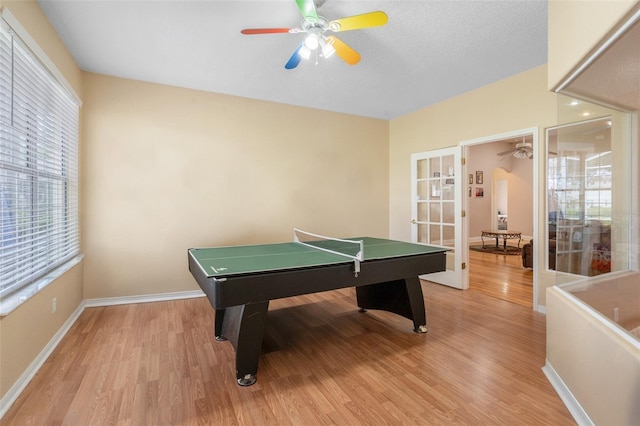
[299,45,312,59]
[513,150,529,159]
[320,37,335,58]
[304,33,320,50]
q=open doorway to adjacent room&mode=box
[463,130,536,308]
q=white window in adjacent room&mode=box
[0,17,79,303]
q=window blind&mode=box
[0,18,79,299]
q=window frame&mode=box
[0,16,80,305]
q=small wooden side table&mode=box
[481,230,522,252]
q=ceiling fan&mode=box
[497,138,533,159]
[240,0,388,69]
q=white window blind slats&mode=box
[0,18,79,299]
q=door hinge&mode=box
[461,157,466,166]
[461,210,466,218]
[461,262,466,270]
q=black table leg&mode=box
[214,308,227,341]
[214,301,269,386]
[355,277,427,333]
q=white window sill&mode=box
[0,254,84,317]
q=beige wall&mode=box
[389,65,557,305]
[547,0,639,90]
[0,0,84,402]
[81,73,389,299]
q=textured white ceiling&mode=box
[38,0,548,120]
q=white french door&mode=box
[411,147,467,289]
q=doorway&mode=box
[461,128,538,309]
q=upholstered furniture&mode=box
[522,240,533,268]
[521,231,557,269]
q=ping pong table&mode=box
[188,232,447,386]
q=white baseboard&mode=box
[83,290,204,308]
[0,301,84,419]
[0,290,205,419]
[542,360,593,426]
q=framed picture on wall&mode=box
[469,174,474,184]
[475,187,484,197]
[476,171,483,184]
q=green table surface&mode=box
[189,237,446,278]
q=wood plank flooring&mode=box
[3,276,573,425]
[468,248,533,308]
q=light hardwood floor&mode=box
[3,274,573,425]
[468,248,533,308]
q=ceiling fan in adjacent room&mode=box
[240,0,388,69]
[497,138,534,159]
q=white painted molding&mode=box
[0,301,84,419]
[0,290,205,419]
[83,290,204,308]
[542,360,593,426]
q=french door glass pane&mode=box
[417,224,427,243]
[429,157,441,177]
[417,181,428,200]
[429,224,441,244]
[443,202,454,224]
[443,225,455,244]
[429,203,441,222]
[417,202,427,222]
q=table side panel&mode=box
[196,251,446,309]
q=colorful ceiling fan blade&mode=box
[326,36,360,65]
[329,11,388,32]
[296,0,318,22]
[285,42,305,69]
[241,28,294,35]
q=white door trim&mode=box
[460,127,540,311]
